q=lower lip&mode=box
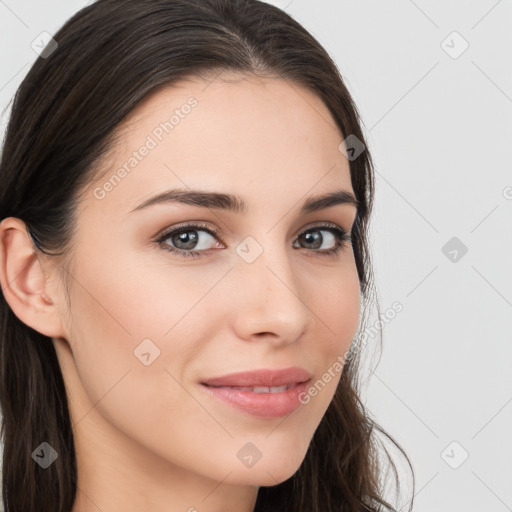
[200,381,310,418]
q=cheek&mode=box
[284,260,360,418]
[64,257,229,467]
[64,251,231,421]
[70,248,221,346]
[308,261,361,350]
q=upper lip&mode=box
[201,367,312,388]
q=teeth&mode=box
[222,384,290,393]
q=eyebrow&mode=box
[128,188,359,215]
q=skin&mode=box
[0,72,361,512]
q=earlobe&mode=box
[0,217,65,338]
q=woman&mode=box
[0,0,413,510]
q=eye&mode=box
[156,222,221,258]
[155,221,351,259]
[293,223,352,257]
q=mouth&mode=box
[199,381,311,418]
[200,366,312,388]
[201,382,300,393]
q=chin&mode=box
[225,456,305,487]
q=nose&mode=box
[229,245,315,346]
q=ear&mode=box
[0,217,67,339]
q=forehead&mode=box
[84,73,353,217]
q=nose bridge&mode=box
[230,234,313,341]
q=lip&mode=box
[200,367,312,418]
[201,367,312,388]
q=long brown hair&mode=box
[0,0,414,510]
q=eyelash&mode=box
[155,221,352,259]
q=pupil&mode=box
[175,230,198,249]
[303,231,321,249]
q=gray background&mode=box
[1,0,511,510]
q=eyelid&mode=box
[154,221,220,242]
[298,220,349,235]
[154,220,350,242]
[154,220,352,257]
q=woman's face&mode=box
[52,73,361,494]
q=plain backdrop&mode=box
[1,1,511,511]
